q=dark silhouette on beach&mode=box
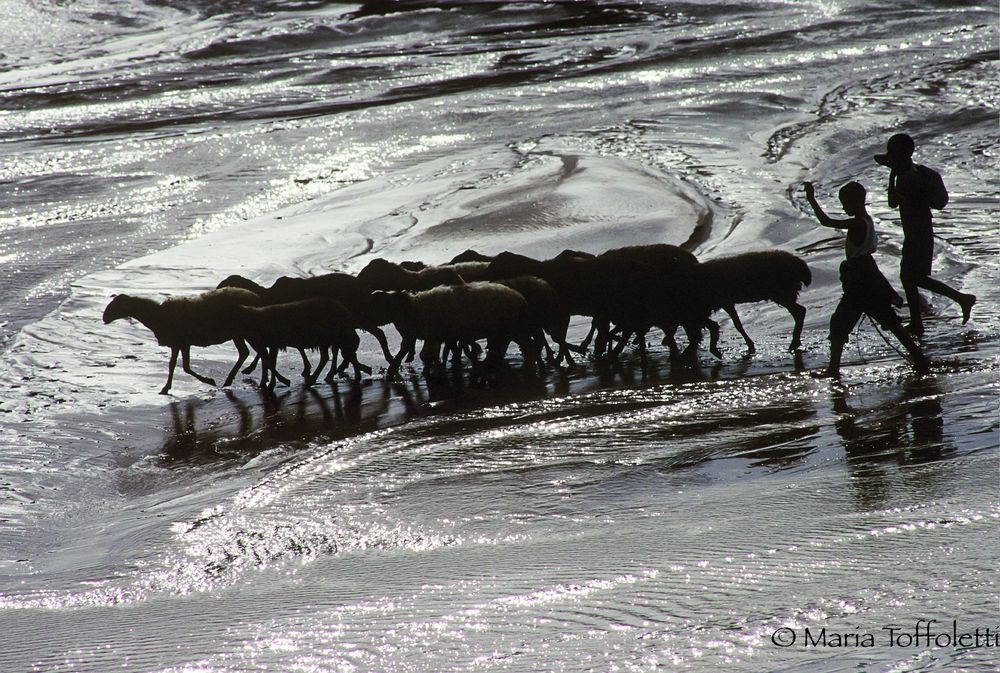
[804,180,928,377]
[876,133,975,335]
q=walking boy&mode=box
[875,133,975,335]
[804,181,929,378]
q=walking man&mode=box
[875,133,975,335]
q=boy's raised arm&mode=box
[804,182,852,230]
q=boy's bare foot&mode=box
[811,368,840,380]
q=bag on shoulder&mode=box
[918,165,949,210]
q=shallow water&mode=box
[1,2,998,672]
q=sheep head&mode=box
[217,274,266,294]
[356,258,402,291]
[103,294,134,323]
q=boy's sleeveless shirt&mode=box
[845,212,877,260]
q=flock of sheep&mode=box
[102,244,811,394]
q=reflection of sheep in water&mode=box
[664,250,811,357]
[102,287,263,395]
[232,298,370,391]
[368,282,539,378]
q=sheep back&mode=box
[103,287,263,348]
[387,282,530,342]
[357,258,464,292]
[269,273,360,304]
[701,251,811,307]
[449,249,493,264]
[446,261,492,282]
[496,275,567,339]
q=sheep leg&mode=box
[335,347,371,380]
[273,369,291,386]
[342,346,369,382]
[327,346,342,383]
[298,348,312,379]
[723,305,755,354]
[224,338,251,387]
[555,340,575,365]
[516,334,541,374]
[260,346,273,390]
[780,300,807,351]
[306,347,329,387]
[161,347,180,395]
[592,318,613,357]
[263,347,287,392]
[180,346,217,388]
[242,352,261,374]
[260,345,291,387]
[660,320,681,359]
[365,326,396,366]
[610,329,632,359]
[577,320,598,352]
[387,336,414,378]
[536,329,555,366]
[420,340,441,367]
[440,341,460,366]
[679,322,703,365]
[265,351,279,392]
[705,318,722,358]
[255,347,269,389]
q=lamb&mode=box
[216,272,396,365]
[495,275,573,365]
[231,298,370,391]
[367,282,539,377]
[102,287,264,394]
[592,243,707,360]
[370,262,570,365]
[487,248,708,365]
[356,259,469,364]
[663,250,811,357]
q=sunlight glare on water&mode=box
[0,1,997,672]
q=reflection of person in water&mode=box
[876,133,976,335]
[804,180,928,378]
[832,377,949,509]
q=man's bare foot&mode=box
[960,294,976,324]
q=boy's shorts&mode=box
[829,256,905,344]
[829,294,904,344]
